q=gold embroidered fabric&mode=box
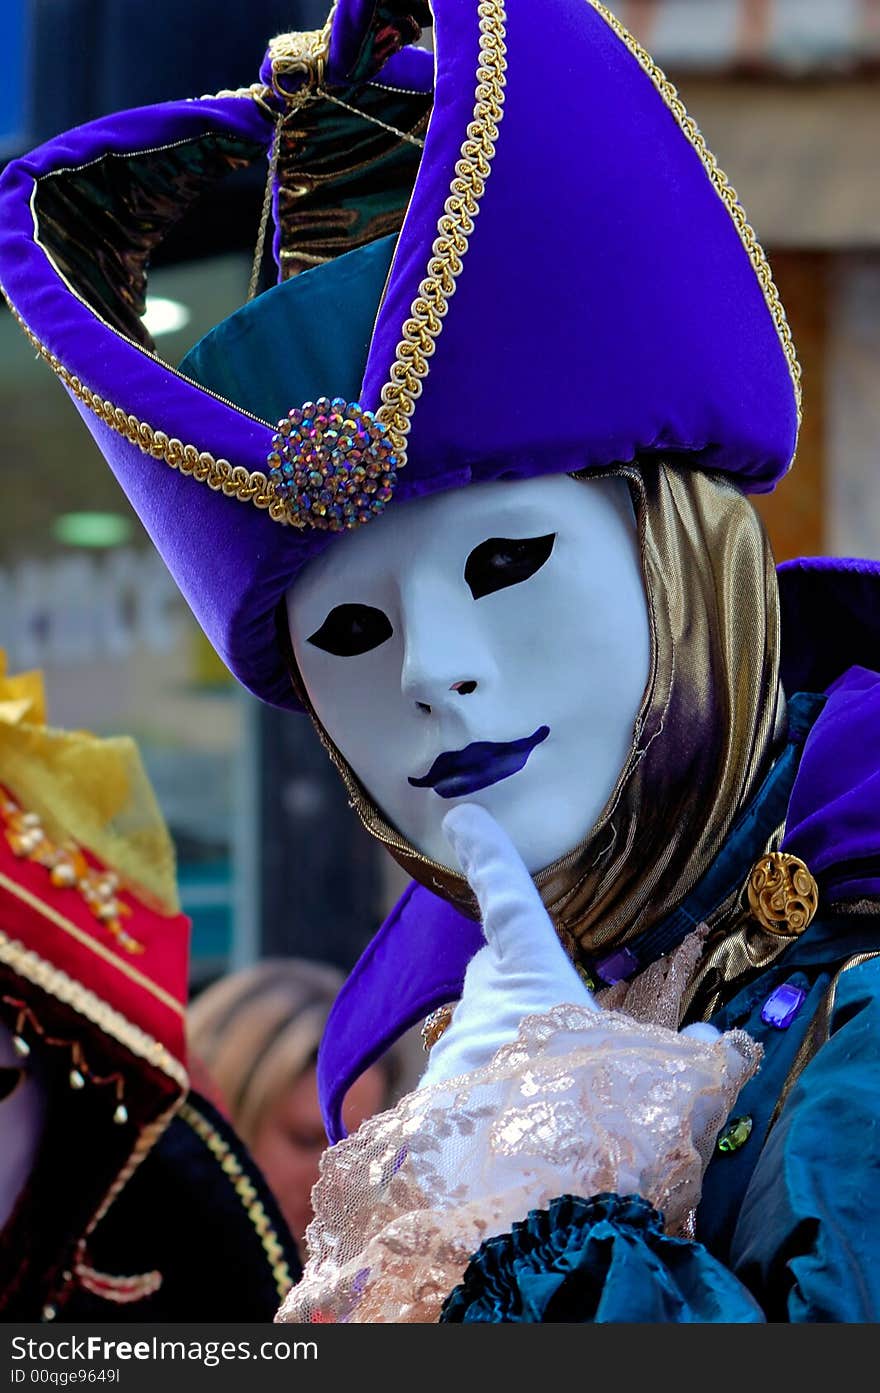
[277,1005,760,1324]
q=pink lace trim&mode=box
[277,1005,760,1324]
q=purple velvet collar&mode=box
[783,664,880,903]
[317,880,483,1140]
[318,558,880,1142]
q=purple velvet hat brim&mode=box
[0,96,272,448]
[0,93,332,709]
[0,0,801,712]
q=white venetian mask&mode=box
[286,473,651,874]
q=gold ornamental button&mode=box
[747,851,819,938]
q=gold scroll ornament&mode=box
[747,851,819,938]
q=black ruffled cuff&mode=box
[440,1193,764,1323]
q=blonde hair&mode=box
[187,958,346,1147]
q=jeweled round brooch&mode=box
[267,397,399,532]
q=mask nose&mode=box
[399,567,498,715]
[412,676,480,715]
[400,584,493,714]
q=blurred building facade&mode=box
[0,0,877,985]
[621,0,880,559]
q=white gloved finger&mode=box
[443,804,564,962]
[442,803,543,945]
[443,803,597,1010]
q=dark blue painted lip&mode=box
[408,726,550,799]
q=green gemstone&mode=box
[717,1115,753,1154]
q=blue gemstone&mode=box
[761,982,807,1029]
[594,946,639,986]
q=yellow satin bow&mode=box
[0,651,180,913]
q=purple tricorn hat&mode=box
[0,0,801,712]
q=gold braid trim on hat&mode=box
[373,0,507,462]
[0,302,289,524]
[0,931,187,1076]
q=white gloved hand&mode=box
[419,803,598,1088]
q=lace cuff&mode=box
[277,1005,760,1324]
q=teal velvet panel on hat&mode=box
[180,234,398,424]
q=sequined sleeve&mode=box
[276,1004,759,1324]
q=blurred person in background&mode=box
[0,655,300,1321]
[188,959,395,1250]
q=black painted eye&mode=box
[307,604,393,657]
[464,534,556,600]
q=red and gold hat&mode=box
[0,653,188,1099]
[0,653,190,1314]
